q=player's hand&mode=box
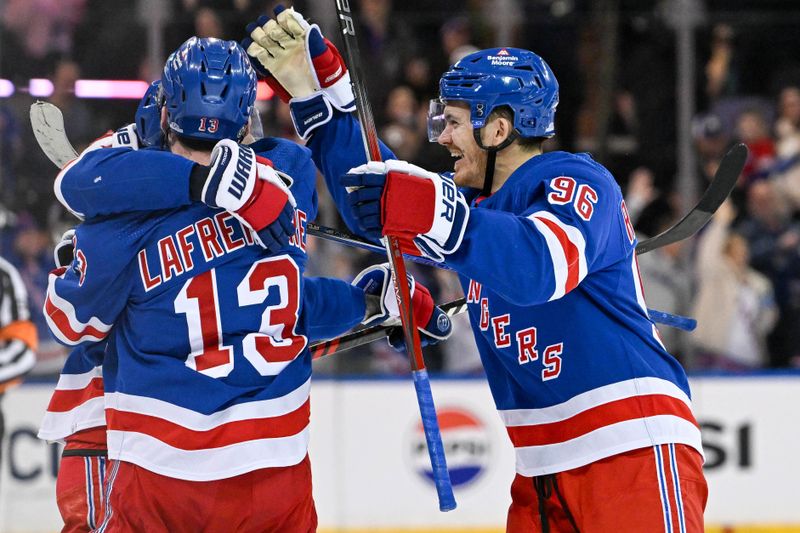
[54,229,76,268]
[352,263,452,350]
[342,160,470,262]
[242,6,354,139]
[204,139,297,252]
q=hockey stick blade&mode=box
[311,299,467,360]
[30,101,78,168]
[635,143,747,254]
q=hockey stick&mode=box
[308,221,695,330]
[334,0,456,512]
[311,298,468,360]
[29,102,745,262]
[311,295,697,361]
[635,143,747,254]
[27,101,697,332]
[30,101,78,168]
[28,101,706,332]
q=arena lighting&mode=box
[29,78,55,97]
[0,79,14,97]
[0,79,275,100]
[75,79,150,99]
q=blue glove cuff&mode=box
[289,93,334,141]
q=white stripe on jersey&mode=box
[513,415,703,477]
[527,211,588,301]
[107,426,310,481]
[45,274,112,344]
[38,397,105,442]
[104,378,310,429]
[499,377,692,426]
[54,365,103,390]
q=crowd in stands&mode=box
[2,0,800,375]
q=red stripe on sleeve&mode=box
[534,216,582,294]
[45,295,108,343]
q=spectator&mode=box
[1,0,86,78]
[735,108,776,184]
[691,201,777,370]
[774,85,800,160]
[704,23,740,105]
[737,180,800,367]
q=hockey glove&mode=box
[242,6,354,140]
[54,229,76,268]
[342,160,471,262]
[204,139,297,252]
[352,263,452,350]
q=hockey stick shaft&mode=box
[312,298,467,360]
[31,103,744,262]
[333,0,455,512]
[306,221,694,331]
[29,100,698,333]
[311,291,696,361]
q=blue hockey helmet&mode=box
[430,47,559,141]
[135,80,163,147]
[161,37,257,142]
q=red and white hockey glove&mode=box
[342,160,471,262]
[204,139,297,252]
[353,263,452,349]
[242,6,354,140]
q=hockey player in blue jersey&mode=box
[243,8,708,532]
[45,36,450,532]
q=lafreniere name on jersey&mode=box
[137,209,308,292]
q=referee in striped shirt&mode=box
[0,255,37,477]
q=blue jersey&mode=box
[45,138,367,480]
[311,113,703,476]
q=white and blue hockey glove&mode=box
[203,139,297,252]
[242,6,354,140]
[353,264,452,351]
[342,160,471,262]
[54,229,76,268]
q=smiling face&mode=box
[436,102,488,189]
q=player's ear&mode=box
[482,113,513,146]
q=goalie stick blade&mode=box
[635,143,747,255]
[30,101,79,168]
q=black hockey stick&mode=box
[308,143,748,261]
[309,143,749,358]
[312,298,468,361]
[30,102,745,261]
[635,143,747,254]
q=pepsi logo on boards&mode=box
[407,407,491,488]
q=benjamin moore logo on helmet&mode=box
[407,407,491,488]
[487,48,519,66]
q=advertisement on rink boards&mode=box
[2,376,800,532]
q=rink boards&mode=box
[1,374,799,532]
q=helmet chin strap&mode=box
[473,128,518,197]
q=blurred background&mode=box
[2,0,800,531]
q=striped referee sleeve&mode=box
[0,256,37,388]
